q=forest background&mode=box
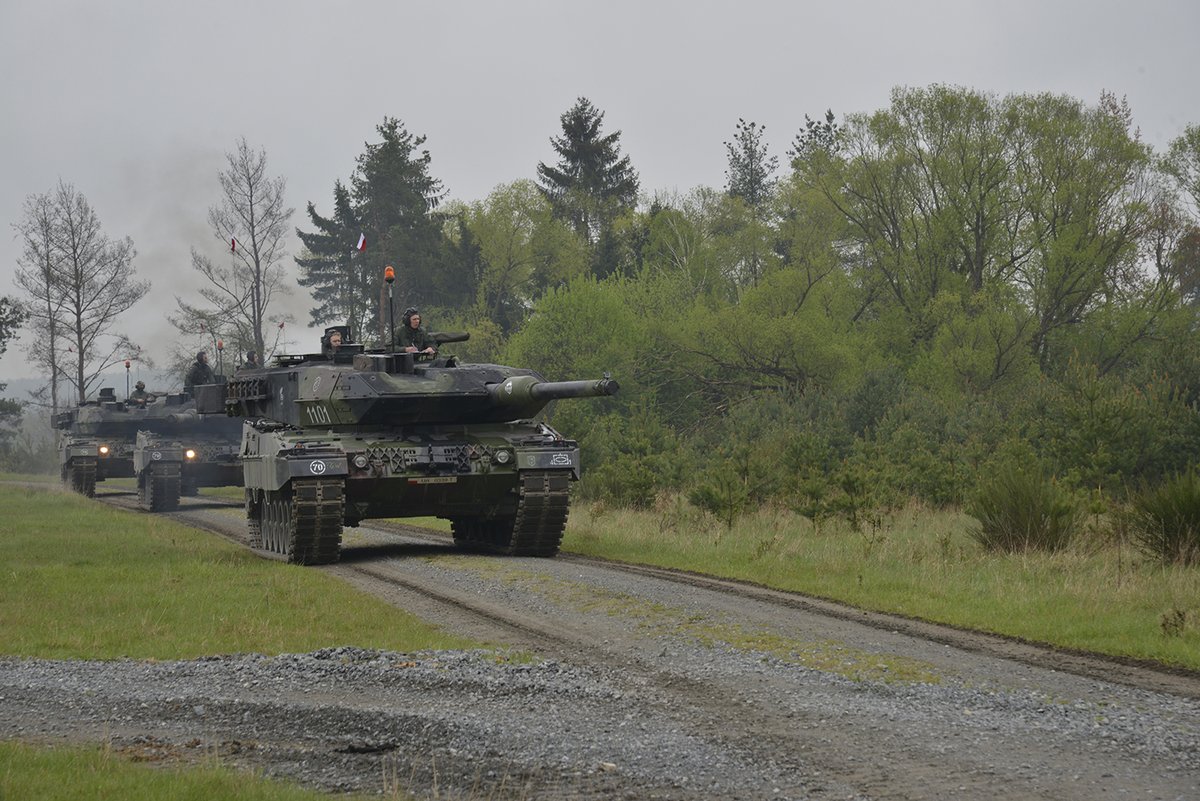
[6,85,1200,534]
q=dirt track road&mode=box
[2,488,1198,800]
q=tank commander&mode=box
[185,350,216,391]
[398,307,437,355]
[129,380,151,403]
[244,350,259,369]
[328,331,343,350]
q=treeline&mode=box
[305,87,1200,527]
[7,85,1200,539]
[517,91,1197,538]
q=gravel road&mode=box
[2,489,1197,800]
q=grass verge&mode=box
[0,483,478,660]
[0,741,398,801]
[565,499,1200,670]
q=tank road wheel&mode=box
[260,480,343,565]
[145,462,181,512]
[66,459,97,498]
[450,518,488,551]
[260,488,290,557]
[245,489,263,549]
[453,471,571,557]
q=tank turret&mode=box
[224,352,617,427]
[231,331,618,565]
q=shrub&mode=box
[1127,471,1200,565]
[967,464,1080,552]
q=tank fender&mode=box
[514,446,581,479]
[61,440,98,460]
[241,425,348,492]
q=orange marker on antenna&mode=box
[384,266,395,283]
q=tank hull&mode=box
[241,420,581,563]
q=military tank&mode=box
[56,387,163,497]
[220,327,618,564]
[56,385,243,510]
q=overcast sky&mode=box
[2,0,1198,383]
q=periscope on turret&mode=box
[224,327,618,565]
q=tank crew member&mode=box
[129,380,150,403]
[185,350,216,391]
[244,350,259,368]
[328,331,343,350]
[398,307,437,355]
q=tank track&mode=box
[245,490,262,550]
[259,478,344,565]
[139,462,181,512]
[452,470,571,557]
[66,459,97,498]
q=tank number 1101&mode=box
[305,403,332,425]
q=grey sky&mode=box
[2,0,1197,382]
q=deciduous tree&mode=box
[16,182,147,403]
[0,295,27,448]
[183,138,293,361]
[13,190,66,414]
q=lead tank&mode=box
[221,333,618,564]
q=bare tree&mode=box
[15,182,148,404]
[183,138,293,360]
[13,190,66,415]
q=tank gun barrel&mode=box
[165,410,199,425]
[530,377,620,401]
[432,331,470,345]
[487,375,619,413]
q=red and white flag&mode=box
[356,233,366,252]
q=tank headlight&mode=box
[494,449,511,464]
[352,454,369,469]
[185,449,197,460]
[98,445,110,455]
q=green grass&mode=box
[0,741,401,801]
[565,499,1200,670]
[0,472,56,483]
[0,484,478,660]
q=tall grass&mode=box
[1128,470,1200,565]
[967,465,1080,552]
[0,484,477,659]
[564,496,1200,669]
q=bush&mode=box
[967,464,1080,552]
[576,404,682,508]
[1127,471,1200,565]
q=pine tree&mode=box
[352,118,449,310]
[537,97,639,277]
[295,180,374,336]
[724,118,778,211]
[788,109,841,167]
[296,118,453,336]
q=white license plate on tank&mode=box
[408,476,458,484]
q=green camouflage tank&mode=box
[221,334,618,564]
[55,385,242,509]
